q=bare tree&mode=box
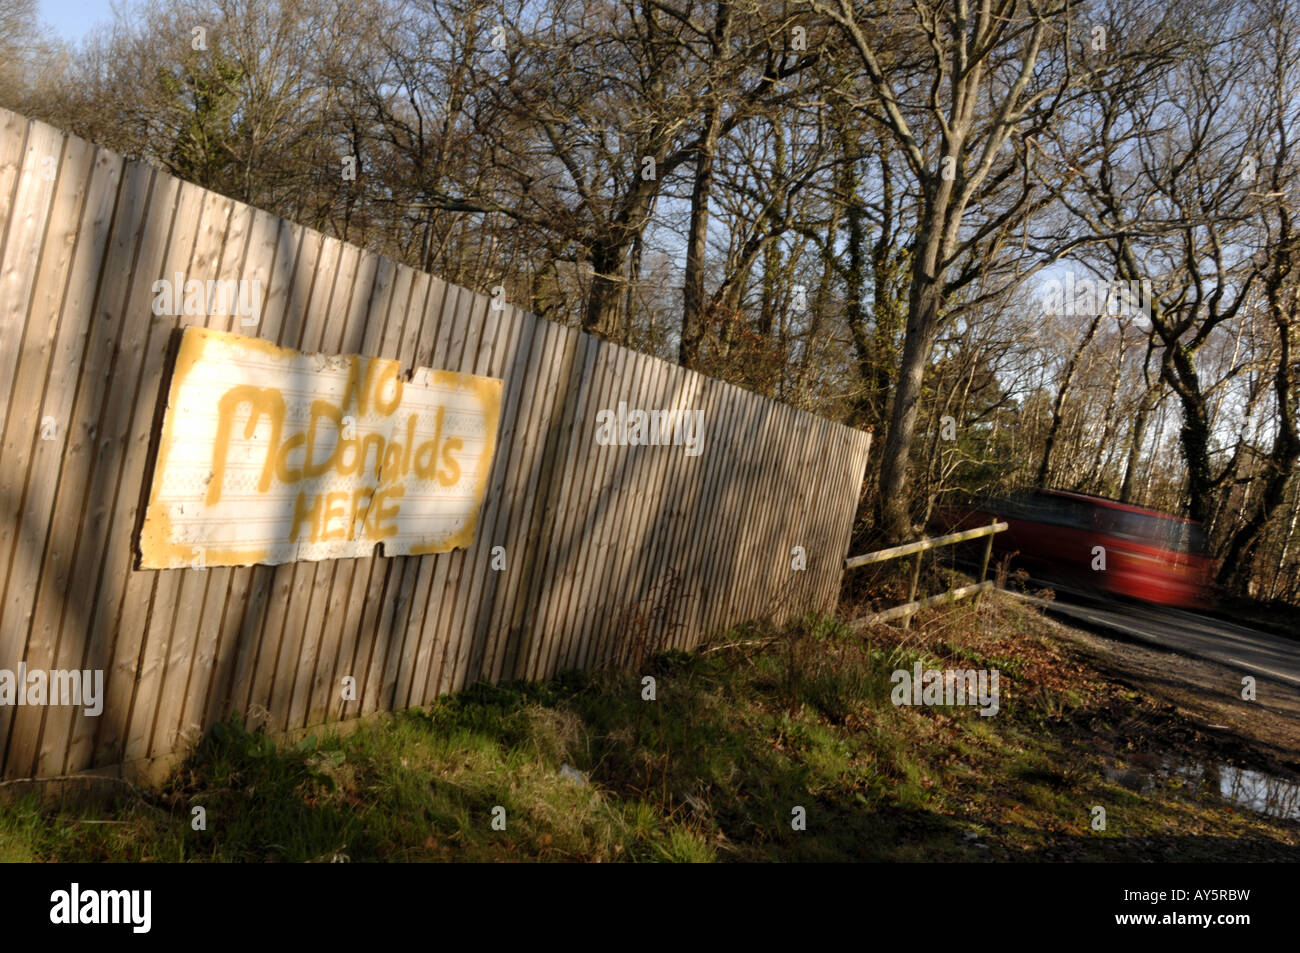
[811,0,1100,541]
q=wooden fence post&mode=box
[903,550,923,630]
[845,521,1008,627]
[976,519,997,606]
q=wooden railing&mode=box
[844,521,1008,627]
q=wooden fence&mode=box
[845,521,1008,627]
[0,109,873,782]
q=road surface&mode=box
[1012,588,1300,689]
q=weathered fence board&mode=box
[0,109,873,781]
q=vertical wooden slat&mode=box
[283,237,376,733]
[674,371,717,650]
[148,201,255,761]
[456,306,535,691]
[813,425,853,611]
[310,250,381,723]
[521,332,601,680]
[488,318,570,682]
[784,412,819,614]
[730,398,784,627]
[298,242,368,729]
[212,216,308,725]
[351,257,415,717]
[0,109,33,266]
[0,120,63,428]
[605,352,673,668]
[650,371,717,652]
[589,348,649,666]
[566,343,637,671]
[0,133,92,618]
[8,158,154,777]
[477,313,557,684]
[781,404,819,612]
[90,179,205,769]
[813,424,850,610]
[550,338,622,672]
[367,269,448,715]
[825,430,871,608]
[198,218,305,738]
[389,279,473,711]
[827,428,860,611]
[389,276,455,711]
[121,189,236,766]
[43,168,182,776]
[361,263,429,713]
[629,362,701,654]
[0,132,96,775]
[419,291,503,701]
[682,384,745,643]
[201,207,298,729]
[0,120,67,654]
[713,389,759,634]
[734,400,789,627]
[264,234,355,734]
[740,401,801,626]
[505,323,586,682]
[590,350,666,670]
[322,252,396,723]
[638,366,705,653]
[571,344,639,671]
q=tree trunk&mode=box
[1267,494,1299,600]
[1037,310,1104,486]
[1120,384,1159,503]
[1165,343,1216,523]
[876,134,962,543]
[584,242,624,338]
[877,275,943,541]
[843,191,872,423]
[678,2,731,369]
[1217,453,1298,592]
[680,110,719,367]
[624,229,644,339]
[1217,309,1299,590]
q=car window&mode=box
[1094,507,1203,554]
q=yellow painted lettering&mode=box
[348,486,375,540]
[208,385,286,505]
[402,412,417,476]
[321,491,349,541]
[414,406,445,481]
[438,437,463,487]
[372,362,403,416]
[276,432,306,483]
[357,432,385,480]
[366,485,404,541]
[303,399,343,478]
[290,490,323,543]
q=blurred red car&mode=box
[942,488,1217,609]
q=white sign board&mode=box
[139,327,503,568]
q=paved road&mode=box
[1014,589,1300,689]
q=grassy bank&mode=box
[2,592,1297,862]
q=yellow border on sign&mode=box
[140,327,276,568]
[407,371,504,556]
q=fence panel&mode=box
[0,109,873,781]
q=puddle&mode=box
[1217,765,1300,821]
[1102,759,1300,821]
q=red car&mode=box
[946,488,1217,609]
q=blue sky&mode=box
[39,0,117,42]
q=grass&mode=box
[2,592,1297,862]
